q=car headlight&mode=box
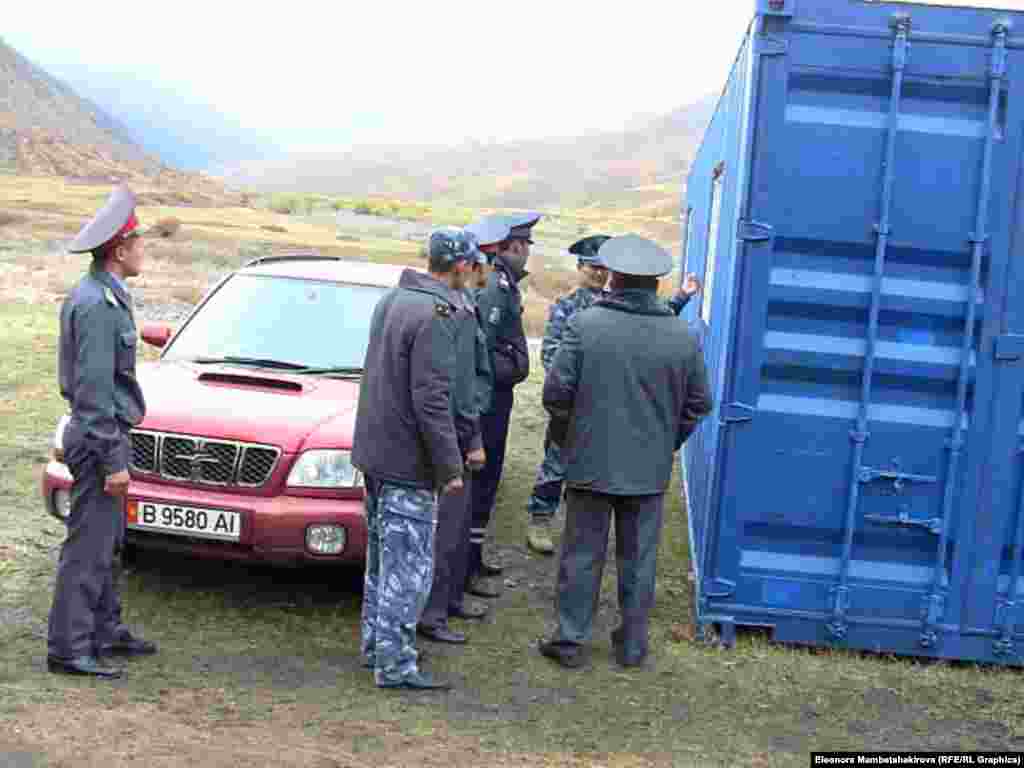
[306,525,347,555]
[287,450,363,488]
[53,414,70,462]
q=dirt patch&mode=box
[4,690,679,768]
[846,687,1012,750]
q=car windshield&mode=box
[164,274,388,370]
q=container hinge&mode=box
[827,586,850,640]
[722,402,756,425]
[991,22,1010,81]
[757,0,793,18]
[704,578,736,600]
[919,592,945,648]
[757,36,788,57]
[865,512,941,536]
[995,334,1024,362]
[737,220,774,244]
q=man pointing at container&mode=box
[538,234,712,669]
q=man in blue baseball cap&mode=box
[463,211,538,597]
[353,227,477,689]
[418,229,495,645]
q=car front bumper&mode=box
[41,461,367,565]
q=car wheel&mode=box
[117,541,139,570]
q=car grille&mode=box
[129,431,280,488]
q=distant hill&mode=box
[220,95,717,214]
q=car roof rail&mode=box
[242,250,342,268]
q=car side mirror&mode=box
[141,322,173,348]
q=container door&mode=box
[705,9,1024,657]
[960,65,1024,655]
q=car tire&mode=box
[117,541,139,570]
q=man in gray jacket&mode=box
[48,185,155,679]
[538,234,713,669]
[352,229,473,690]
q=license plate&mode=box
[126,501,241,542]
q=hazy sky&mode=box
[5,1,757,150]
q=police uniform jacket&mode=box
[476,256,529,391]
[461,289,493,439]
[542,289,712,496]
[352,269,463,491]
[59,268,146,475]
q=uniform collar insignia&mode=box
[103,286,118,307]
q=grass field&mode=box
[0,174,684,337]
[2,296,1024,768]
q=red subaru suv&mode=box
[41,254,411,566]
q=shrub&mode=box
[261,224,288,234]
[0,211,24,228]
[150,217,181,238]
[268,194,314,215]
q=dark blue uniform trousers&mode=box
[421,474,472,628]
[553,489,665,663]
[468,386,514,580]
[47,439,126,660]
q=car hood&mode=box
[136,361,360,453]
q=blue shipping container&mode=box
[682,0,1024,665]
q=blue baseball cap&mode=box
[428,228,477,265]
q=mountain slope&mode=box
[0,37,159,174]
[221,95,717,213]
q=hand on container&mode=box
[678,273,702,298]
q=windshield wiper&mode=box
[293,366,364,377]
[192,356,309,370]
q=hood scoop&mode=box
[197,371,304,393]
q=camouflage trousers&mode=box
[360,478,437,687]
[526,423,564,522]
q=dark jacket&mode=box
[58,268,146,476]
[453,290,489,455]
[543,289,712,496]
[476,256,529,392]
[352,269,463,491]
[459,289,494,446]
